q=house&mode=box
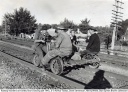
[19,33,35,39]
[30,33,35,39]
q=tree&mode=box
[120,19,128,35]
[79,18,90,33]
[51,24,58,29]
[42,24,51,30]
[1,13,12,35]
[95,26,113,43]
[0,26,3,33]
[111,19,128,40]
[59,18,77,30]
[2,7,37,36]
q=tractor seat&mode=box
[62,51,75,61]
[82,52,99,60]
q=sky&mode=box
[0,0,128,27]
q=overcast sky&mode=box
[0,0,128,27]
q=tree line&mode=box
[0,7,128,42]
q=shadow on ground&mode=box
[85,70,112,89]
[61,64,86,75]
[62,66,112,89]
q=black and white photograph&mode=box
[0,0,128,91]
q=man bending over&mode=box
[41,26,72,69]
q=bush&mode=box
[121,41,128,46]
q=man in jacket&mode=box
[41,26,72,67]
[80,27,100,57]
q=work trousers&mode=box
[33,43,47,62]
[42,49,72,65]
[80,50,90,57]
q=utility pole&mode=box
[111,0,124,53]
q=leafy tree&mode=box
[95,26,113,43]
[42,24,51,30]
[110,19,128,40]
[0,25,3,33]
[51,24,58,29]
[2,7,37,36]
[120,19,128,35]
[79,18,90,33]
[2,13,12,35]
[59,18,77,30]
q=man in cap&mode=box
[80,27,100,57]
[41,26,72,68]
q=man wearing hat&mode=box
[80,27,100,57]
[41,26,72,68]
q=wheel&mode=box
[89,55,100,69]
[89,62,100,68]
[33,54,41,67]
[82,54,88,60]
[50,57,63,75]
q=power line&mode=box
[111,0,124,52]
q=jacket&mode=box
[86,33,100,52]
[56,31,72,53]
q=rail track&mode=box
[0,50,89,89]
[0,40,128,88]
[1,49,128,89]
[0,40,128,77]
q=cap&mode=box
[47,29,57,36]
